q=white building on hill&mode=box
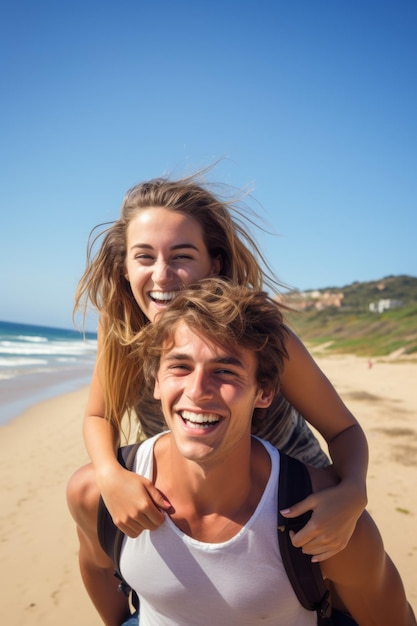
[369,299,403,313]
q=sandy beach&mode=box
[1,353,416,625]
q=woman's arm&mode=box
[83,362,121,468]
[82,330,169,536]
[280,328,369,560]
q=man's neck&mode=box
[153,435,271,542]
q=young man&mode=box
[116,279,415,626]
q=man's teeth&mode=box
[181,411,220,428]
[149,291,178,303]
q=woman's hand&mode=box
[280,473,367,562]
[98,464,172,537]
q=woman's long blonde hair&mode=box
[74,170,282,430]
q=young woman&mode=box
[67,172,368,626]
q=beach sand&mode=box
[1,354,416,625]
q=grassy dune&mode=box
[287,303,417,357]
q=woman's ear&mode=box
[210,255,222,276]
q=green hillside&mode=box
[282,275,417,357]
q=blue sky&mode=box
[1,0,416,330]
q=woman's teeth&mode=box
[149,291,178,303]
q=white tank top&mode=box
[120,434,315,626]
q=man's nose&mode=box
[186,368,213,401]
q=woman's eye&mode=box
[172,254,193,261]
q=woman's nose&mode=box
[153,260,173,284]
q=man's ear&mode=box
[254,387,274,409]
[153,377,161,400]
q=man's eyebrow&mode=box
[163,353,245,368]
[163,352,191,361]
[213,356,245,368]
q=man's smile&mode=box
[179,410,222,429]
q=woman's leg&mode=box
[66,464,132,626]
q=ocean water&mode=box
[0,320,97,424]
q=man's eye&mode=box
[169,364,190,372]
[215,369,235,376]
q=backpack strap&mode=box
[277,453,358,626]
[97,443,141,608]
[277,453,333,625]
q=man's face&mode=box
[153,321,272,465]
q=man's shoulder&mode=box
[133,432,170,473]
[252,435,279,458]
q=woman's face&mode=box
[125,207,221,322]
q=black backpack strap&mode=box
[277,453,333,625]
[97,443,141,609]
[277,453,358,626]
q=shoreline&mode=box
[1,354,416,625]
[0,366,94,425]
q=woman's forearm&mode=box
[327,422,368,501]
[83,413,122,487]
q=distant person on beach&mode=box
[109,279,416,626]
[67,170,369,624]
